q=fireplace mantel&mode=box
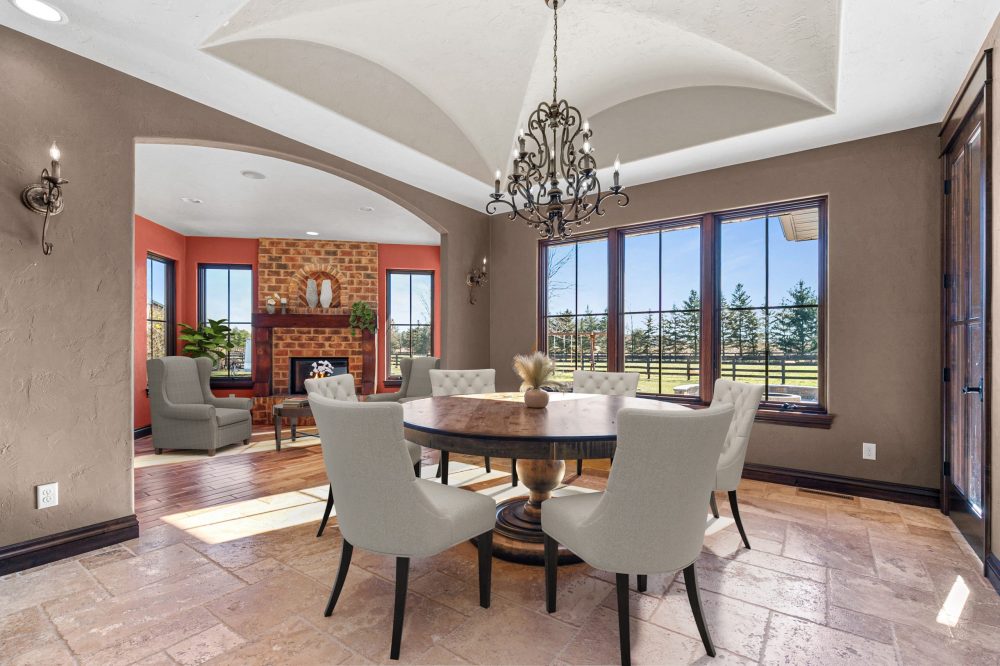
[251,312,375,397]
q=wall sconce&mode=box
[466,256,488,304]
[21,142,68,255]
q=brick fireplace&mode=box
[250,238,378,424]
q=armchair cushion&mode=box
[210,396,254,410]
[216,407,252,427]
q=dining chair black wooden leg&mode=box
[324,540,353,616]
[317,485,334,537]
[728,490,750,549]
[440,451,449,485]
[576,458,583,475]
[413,461,420,478]
[682,564,716,657]
[544,533,558,613]
[709,491,719,519]
[616,573,632,666]
[511,459,518,487]
[477,530,493,608]
[390,557,410,660]
[484,456,491,473]
[637,575,647,593]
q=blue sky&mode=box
[389,273,433,324]
[547,214,818,316]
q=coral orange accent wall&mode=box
[134,215,258,429]
[377,244,442,392]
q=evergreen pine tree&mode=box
[722,283,761,357]
[772,280,818,355]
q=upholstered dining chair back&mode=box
[304,374,358,402]
[429,369,496,396]
[572,370,640,397]
[709,379,764,491]
[580,405,733,573]
[401,356,440,400]
[310,396,447,556]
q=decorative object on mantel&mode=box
[309,359,337,379]
[21,141,68,255]
[349,301,377,336]
[280,297,288,314]
[306,279,319,308]
[320,279,334,308]
[485,0,629,240]
[266,293,278,314]
[178,319,236,364]
[513,351,562,409]
[466,256,488,304]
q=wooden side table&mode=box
[272,402,314,451]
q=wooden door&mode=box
[944,92,989,558]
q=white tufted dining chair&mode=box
[571,370,640,475]
[311,397,496,660]
[542,405,734,666]
[305,374,423,538]
[708,379,764,549]
[428,369,518,487]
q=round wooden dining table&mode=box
[402,392,689,564]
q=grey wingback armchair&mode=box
[147,356,253,456]
[367,356,440,403]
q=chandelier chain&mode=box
[552,0,558,103]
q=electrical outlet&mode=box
[862,442,877,461]
[36,482,58,509]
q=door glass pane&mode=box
[576,238,608,315]
[967,128,984,320]
[623,312,659,394]
[546,244,576,314]
[720,307,765,390]
[203,268,229,322]
[623,231,659,313]
[547,316,576,384]
[661,224,701,308]
[964,322,983,513]
[661,311,699,397]
[412,275,433,324]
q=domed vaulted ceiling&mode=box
[4,0,1000,209]
[202,0,839,181]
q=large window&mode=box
[387,271,434,379]
[539,197,827,419]
[719,203,821,405]
[542,237,609,385]
[146,254,175,359]
[198,264,253,383]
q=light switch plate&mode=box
[862,442,877,461]
[37,482,58,509]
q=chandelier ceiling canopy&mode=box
[486,0,629,240]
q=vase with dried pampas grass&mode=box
[513,351,561,408]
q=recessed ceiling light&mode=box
[11,0,66,23]
[305,231,319,236]
[359,206,375,212]
[180,196,203,204]
[241,170,266,180]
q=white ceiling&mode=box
[134,144,440,244]
[3,0,1000,212]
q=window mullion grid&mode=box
[657,229,663,396]
[763,213,771,402]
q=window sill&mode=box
[384,378,403,388]
[755,409,834,429]
[210,378,254,390]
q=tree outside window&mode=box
[387,271,434,378]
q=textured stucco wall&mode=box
[0,27,490,548]
[490,126,942,489]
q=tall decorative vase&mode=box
[306,279,319,308]
[320,279,333,308]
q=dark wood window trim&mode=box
[146,253,176,359]
[197,263,254,389]
[386,270,435,381]
[536,197,831,428]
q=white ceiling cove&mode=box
[134,144,440,244]
[3,0,999,212]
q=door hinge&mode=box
[943,367,951,383]
[943,461,951,477]
[944,179,952,196]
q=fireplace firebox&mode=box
[289,356,348,395]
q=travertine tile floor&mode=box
[3,468,1000,665]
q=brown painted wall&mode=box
[0,27,490,548]
[490,125,942,489]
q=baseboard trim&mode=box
[987,554,1000,596]
[0,515,139,576]
[742,463,940,508]
[134,425,152,439]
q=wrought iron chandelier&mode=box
[487,0,629,240]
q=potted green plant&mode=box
[513,351,562,408]
[349,301,376,336]
[177,318,237,364]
